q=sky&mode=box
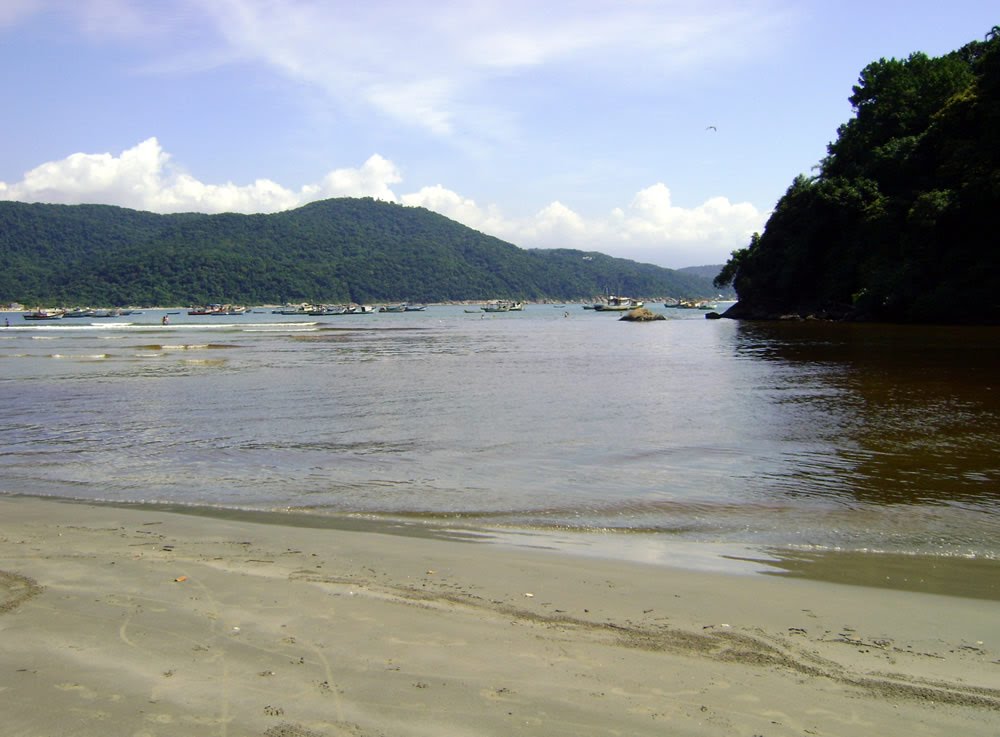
[0,1,995,269]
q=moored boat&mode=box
[23,309,65,320]
[666,299,718,310]
[188,304,247,315]
[593,295,643,311]
[481,300,524,312]
[63,308,96,318]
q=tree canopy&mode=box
[717,27,1000,324]
[0,197,724,306]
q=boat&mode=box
[308,305,347,316]
[379,304,406,313]
[593,295,644,311]
[666,299,717,310]
[22,309,65,320]
[338,304,375,314]
[404,304,427,311]
[188,304,247,315]
[273,304,311,315]
[481,300,524,312]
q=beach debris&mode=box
[173,575,187,582]
[524,592,534,598]
[264,705,284,716]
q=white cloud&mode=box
[304,155,403,202]
[486,186,765,266]
[0,139,392,214]
[52,0,792,143]
[0,139,765,267]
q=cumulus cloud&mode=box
[0,139,399,214]
[0,139,765,267]
[488,186,764,266]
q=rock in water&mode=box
[620,307,665,322]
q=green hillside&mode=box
[0,198,719,306]
[717,26,1000,324]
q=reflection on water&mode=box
[733,321,1000,508]
[2,308,999,589]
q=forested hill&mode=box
[0,198,723,306]
[716,26,1000,324]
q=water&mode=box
[3,305,999,586]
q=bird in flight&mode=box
[706,125,717,131]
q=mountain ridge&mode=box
[0,198,728,306]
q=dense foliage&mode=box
[0,198,723,306]
[717,27,1000,323]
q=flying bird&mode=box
[706,125,717,131]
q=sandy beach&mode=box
[1,495,998,737]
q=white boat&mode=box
[666,299,717,310]
[379,304,406,312]
[593,296,644,311]
[481,300,523,312]
[273,305,311,315]
[308,305,347,315]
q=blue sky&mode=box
[0,1,995,268]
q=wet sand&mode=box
[1,495,998,736]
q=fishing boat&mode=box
[273,304,311,315]
[481,300,524,312]
[188,304,247,315]
[23,309,65,320]
[666,299,717,310]
[379,304,406,313]
[593,295,644,311]
[308,305,347,316]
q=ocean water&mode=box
[3,304,999,588]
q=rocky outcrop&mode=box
[716,301,858,322]
[620,307,665,322]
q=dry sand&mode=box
[1,495,998,736]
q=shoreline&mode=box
[8,493,1000,602]
[2,494,998,736]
